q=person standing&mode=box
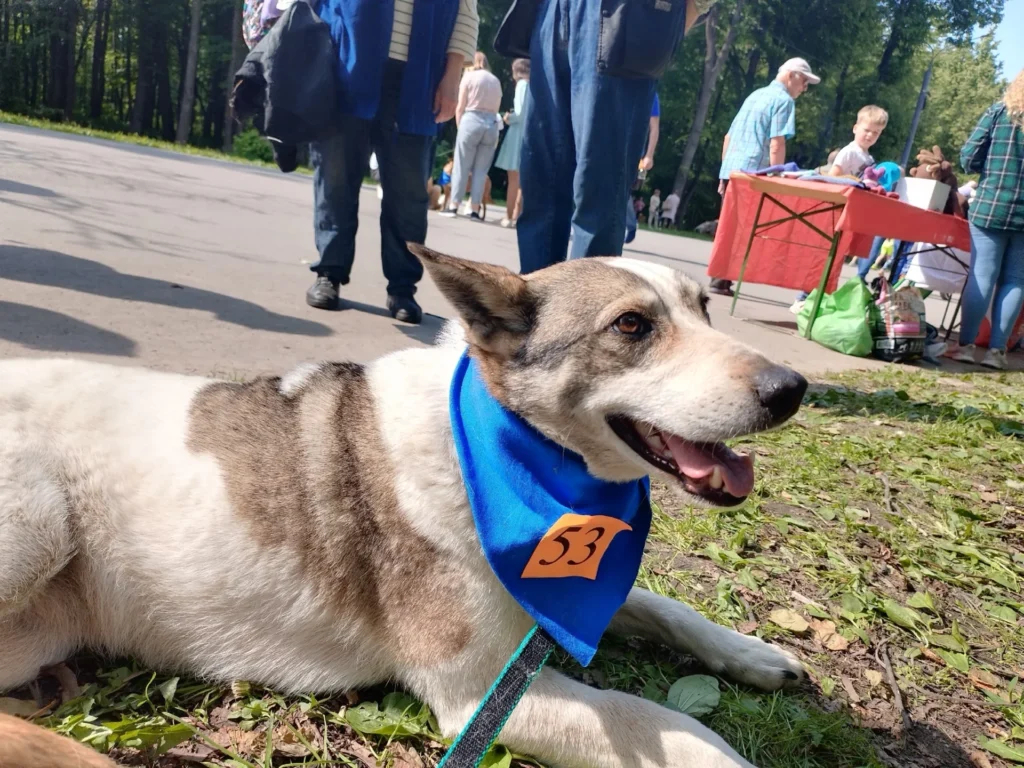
[709,57,820,296]
[648,189,662,229]
[305,0,478,325]
[494,58,530,228]
[951,69,1024,370]
[442,52,503,220]
[625,93,662,244]
[514,0,711,274]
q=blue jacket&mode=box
[317,0,460,136]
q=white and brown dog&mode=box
[0,249,807,768]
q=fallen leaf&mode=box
[921,647,946,665]
[769,609,810,633]
[864,670,884,688]
[0,698,38,717]
[736,620,758,635]
[980,492,1000,503]
[389,741,426,768]
[664,675,722,717]
[970,750,994,768]
[809,618,850,651]
[841,675,862,704]
[273,724,311,757]
[969,668,1001,691]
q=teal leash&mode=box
[438,624,555,768]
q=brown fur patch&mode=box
[186,365,470,668]
[0,713,117,768]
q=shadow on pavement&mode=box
[0,245,332,337]
[0,301,137,356]
[0,178,60,197]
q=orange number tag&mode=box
[521,513,632,580]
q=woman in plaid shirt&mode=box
[952,69,1024,370]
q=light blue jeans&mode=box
[449,110,500,210]
[959,222,1024,350]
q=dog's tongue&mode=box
[664,436,755,498]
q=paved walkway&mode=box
[0,124,1011,377]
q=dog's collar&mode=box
[448,351,651,667]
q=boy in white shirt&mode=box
[829,105,888,177]
[648,189,661,229]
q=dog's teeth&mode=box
[709,466,724,490]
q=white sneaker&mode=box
[789,299,805,315]
[981,348,1007,370]
[499,217,515,228]
[439,208,457,218]
[951,343,977,363]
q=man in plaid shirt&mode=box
[951,69,1024,370]
[709,58,819,295]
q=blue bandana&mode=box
[449,352,651,666]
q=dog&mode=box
[0,713,117,768]
[0,249,807,768]
[695,219,719,237]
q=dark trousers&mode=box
[516,0,656,274]
[309,59,431,298]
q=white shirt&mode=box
[831,141,874,177]
[661,193,680,219]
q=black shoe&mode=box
[387,294,422,325]
[708,279,734,297]
[306,275,340,310]
[469,211,482,221]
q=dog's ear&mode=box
[409,244,534,356]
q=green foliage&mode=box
[231,128,275,164]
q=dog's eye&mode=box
[612,312,651,337]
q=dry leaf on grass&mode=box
[809,618,850,651]
[389,741,426,768]
[864,670,884,688]
[970,750,994,768]
[841,675,862,704]
[969,668,1001,691]
[0,697,39,717]
[736,620,758,635]
[769,609,810,633]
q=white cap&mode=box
[779,57,821,85]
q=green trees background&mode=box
[0,0,1011,227]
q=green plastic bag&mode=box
[796,278,875,357]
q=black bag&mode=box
[493,0,540,59]
[232,0,341,147]
[598,0,689,79]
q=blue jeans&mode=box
[858,236,888,281]
[959,222,1024,350]
[450,110,500,210]
[625,196,638,244]
[517,0,656,273]
[310,59,430,298]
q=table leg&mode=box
[945,293,963,342]
[804,231,842,340]
[730,192,767,316]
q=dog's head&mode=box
[413,247,807,508]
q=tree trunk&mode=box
[743,48,761,94]
[154,18,174,140]
[89,0,111,120]
[130,5,154,134]
[175,0,202,143]
[669,0,745,218]
[222,0,243,153]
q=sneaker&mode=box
[981,348,1007,370]
[469,211,482,221]
[305,275,340,310]
[789,299,805,315]
[499,217,515,228]
[950,343,977,363]
[387,294,423,325]
[708,279,733,297]
[439,208,457,218]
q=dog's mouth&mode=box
[608,417,754,506]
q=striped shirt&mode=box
[389,0,479,64]
[961,103,1024,231]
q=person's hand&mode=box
[718,180,726,195]
[503,111,511,125]
[641,155,654,172]
[434,58,462,123]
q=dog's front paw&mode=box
[700,631,804,691]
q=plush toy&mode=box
[909,146,966,217]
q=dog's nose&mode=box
[754,365,808,424]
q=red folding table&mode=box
[707,173,972,337]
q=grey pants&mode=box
[449,110,500,210]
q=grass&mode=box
[0,110,294,172]
[7,365,1024,767]
[636,222,714,241]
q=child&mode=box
[829,105,888,178]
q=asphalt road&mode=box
[0,123,989,378]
